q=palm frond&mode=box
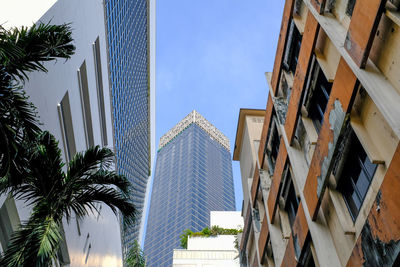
[0,71,40,180]
[7,131,64,204]
[67,145,114,180]
[0,216,62,267]
[87,170,131,195]
[67,185,136,226]
[0,23,75,81]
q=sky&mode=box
[154,0,285,211]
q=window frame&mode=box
[302,57,333,133]
[298,236,317,267]
[265,114,281,175]
[336,129,378,221]
[280,164,300,229]
[346,0,356,17]
[93,37,108,146]
[77,60,94,148]
[0,197,20,252]
[283,20,303,74]
[58,91,77,163]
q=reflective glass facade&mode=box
[144,121,236,267]
[104,0,150,249]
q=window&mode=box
[303,59,332,133]
[0,197,20,252]
[83,233,90,252]
[270,126,280,163]
[337,130,377,221]
[283,20,303,74]
[346,0,356,17]
[264,114,280,175]
[388,0,400,11]
[294,0,303,15]
[253,203,261,232]
[281,166,300,228]
[262,238,274,265]
[58,91,76,162]
[57,225,70,266]
[78,61,94,148]
[299,237,316,267]
[85,243,91,264]
[93,37,108,146]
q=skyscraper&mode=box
[144,110,236,267]
[104,0,156,247]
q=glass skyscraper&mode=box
[144,111,236,267]
[104,0,155,249]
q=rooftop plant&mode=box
[179,226,242,249]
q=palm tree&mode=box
[0,23,75,181]
[0,131,136,266]
[125,240,146,267]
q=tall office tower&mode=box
[104,0,156,248]
[0,0,155,264]
[144,110,236,267]
[236,0,400,266]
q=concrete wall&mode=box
[173,250,239,267]
[239,115,264,218]
[188,235,237,251]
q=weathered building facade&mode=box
[235,0,400,266]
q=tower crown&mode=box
[159,110,230,151]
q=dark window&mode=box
[262,238,274,264]
[337,131,377,221]
[290,26,302,73]
[393,251,400,267]
[308,66,332,133]
[388,0,400,11]
[58,91,76,162]
[281,166,299,228]
[283,20,303,74]
[270,125,280,164]
[78,61,94,148]
[265,115,280,175]
[299,237,316,267]
[0,198,20,252]
[346,0,356,17]
[93,37,108,146]
[294,0,302,15]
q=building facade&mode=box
[235,0,400,266]
[0,0,124,265]
[172,211,243,267]
[144,111,236,267]
[233,109,267,267]
[0,0,155,265]
[104,0,156,247]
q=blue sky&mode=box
[155,0,285,211]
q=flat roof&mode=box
[233,108,265,161]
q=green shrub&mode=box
[179,226,243,249]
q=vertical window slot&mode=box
[93,37,108,146]
[58,91,77,162]
[78,61,94,148]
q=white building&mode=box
[172,211,243,267]
[0,0,155,265]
